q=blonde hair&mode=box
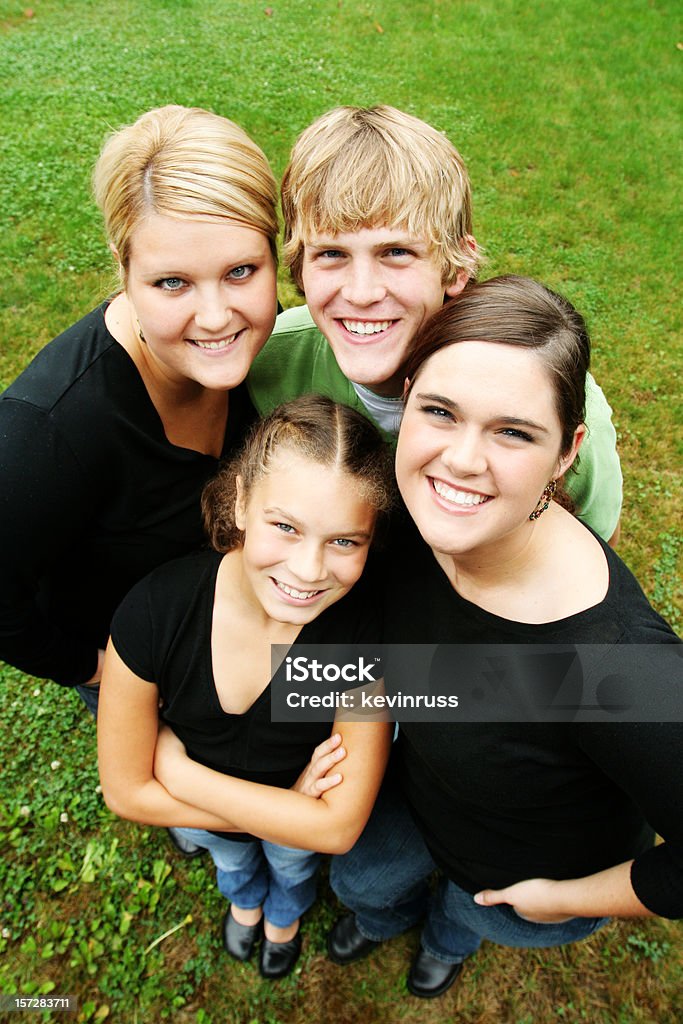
[93,105,278,277]
[202,395,395,553]
[282,105,480,290]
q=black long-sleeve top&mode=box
[0,305,256,686]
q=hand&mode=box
[84,648,106,686]
[153,724,189,788]
[474,878,574,924]
[293,732,347,798]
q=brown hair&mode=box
[202,395,395,552]
[281,105,480,291]
[404,275,590,457]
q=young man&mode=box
[248,105,622,542]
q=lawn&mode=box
[0,1,681,1022]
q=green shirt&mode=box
[248,305,623,540]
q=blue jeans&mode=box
[330,780,608,964]
[175,827,320,928]
[75,681,100,718]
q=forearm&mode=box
[476,859,655,921]
[102,773,240,832]
[548,861,653,918]
[159,725,391,853]
[162,761,361,852]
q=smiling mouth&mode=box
[189,331,242,350]
[340,319,396,338]
[273,579,325,602]
[432,479,492,507]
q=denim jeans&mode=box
[175,827,321,928]
[75,681,100,718]
[330,779,608,964]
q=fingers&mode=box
[310,744,346,779]
[312,771,343,793]
[313,733,343,759]
[473,889,505,906]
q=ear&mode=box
[556,424,586,479]
[444,266,470,300]
[109,241,121,264]
[402,377,412,400]
[234,475,247,531]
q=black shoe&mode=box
[223,909,262,962]
[259,932,302,979]
[166,827,204,858]
[327,913,380,965]
[407,946,463,998]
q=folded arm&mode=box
[154,713,392,854]
[97,642,240,830]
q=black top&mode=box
[0,305,257,686]
[381,520,682,918]
[110,549,379,833]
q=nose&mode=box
[194,287,233,334]
[287,541,327,585]
[440,427,488,478]
[340,260,387,307]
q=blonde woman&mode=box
[0,105,278,709]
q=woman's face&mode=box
[123,213,277,391]
[236,451,377,625]
[396,341,582,558]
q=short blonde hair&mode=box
[282,105,480,290]
[93,105,278,276]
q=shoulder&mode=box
[127,549,221,605]
[601,540,680,642]
[247,305,352,414]
[2,305,120,412]
[0,304,152,465]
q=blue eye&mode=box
[155,277,185,291]
[332,538,356,548]
[229,265,255,280]
[387,247,411,257]
[275,522,295,533]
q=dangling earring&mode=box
[136,319,146,344]
[529,479,557,521]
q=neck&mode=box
[107,292,207,404]
[433,510,556,597]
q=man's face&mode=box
[301,227,467,397]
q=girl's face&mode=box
[236,451,376,625]
[396,341,583,559]
[123,213,277,391]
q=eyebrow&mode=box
[263,506,373,539]
[414,392,550,434]
[305,236,428,253]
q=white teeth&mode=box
[342,320,392,335]
[276,581,320,600]
[433,480,490,506]
[193,336,235,350]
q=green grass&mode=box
[1,1,681,1021]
